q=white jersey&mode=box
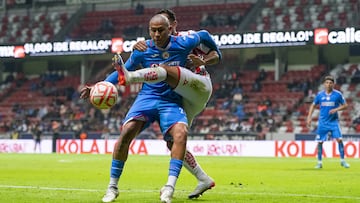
[173,66,212,126]
[171,30,213,126]
[177,30,211,76]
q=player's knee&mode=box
[120,123,141,144]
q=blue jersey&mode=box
[313,89,346,141]
[313,89,346,125]
[105,33,201,138]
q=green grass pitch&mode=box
[0,154,359,203]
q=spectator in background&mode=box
[4,73,15,84]
[51,120,60,153]
[257,69,266,82]
[263,96,272,108]
[256,101,268,117]
[252,78,261,92]
[31,122,43,153]
[351,68,360,83]
[134,1,144,15]
[200,12,213,27]
[98,18,115,38]
[229,11,241,27]
[337,72,347,85]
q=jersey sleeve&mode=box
[104,70,119,84]
[125,50,143,71]
[196,30,222,60]
[313,93,320,105]
[338,92,346,105]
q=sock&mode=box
[338,141,345,159]
[183,151,209,181]
[317,143,323,162]
[166,158,183,188]
[128,66,167,83]
[109,159,125,188]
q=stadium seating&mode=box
[69,2,254,39]
[0,11,70,44]
[252,0,359,31]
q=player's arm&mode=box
[306,103,316,127]
[188,50,219,67]
[196,30,222,60]
[329,103,348,114]
[132,40,147,52]
[188,30,221,67]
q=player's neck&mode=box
[157,37,171,49]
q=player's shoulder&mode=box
[177,30,197,36]
[173,32,199,43]
[317,90,325,95]
[332,89,343,95]
[146,39,156,48]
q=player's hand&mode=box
[80,85,92,99]
[329,109,337,114]
[188,54,206,67]
[306,117,312,128]
[132,40,147,52]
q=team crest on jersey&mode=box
[162,52,169,59]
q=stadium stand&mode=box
[251,0,359,31]
[0,9,71,44]
[69,1,254,40]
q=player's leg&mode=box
[315,142,323,169]
[174,72,214,198]
[314,128,327,169]
[160,123,187,203]
[102,120,144,203]
[332,128,350,168]
[184,150,215,198]
[113,53,167,85]
[158,103,188,203]
[166,141,215,198]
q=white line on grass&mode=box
[0,185,359,200]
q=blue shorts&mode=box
[123,95,188,141]
[315,122,342,142]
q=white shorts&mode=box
[174,66,212,126]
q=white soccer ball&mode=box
[90,81,118,109]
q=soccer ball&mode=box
[90,81,118,109]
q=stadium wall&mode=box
[1,139,359,158]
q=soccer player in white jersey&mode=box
[306,75,350,169]
[119,8,221,199]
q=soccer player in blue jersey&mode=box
[81,14,210,203]
[121,8,220,199]
[306,75,350,169]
